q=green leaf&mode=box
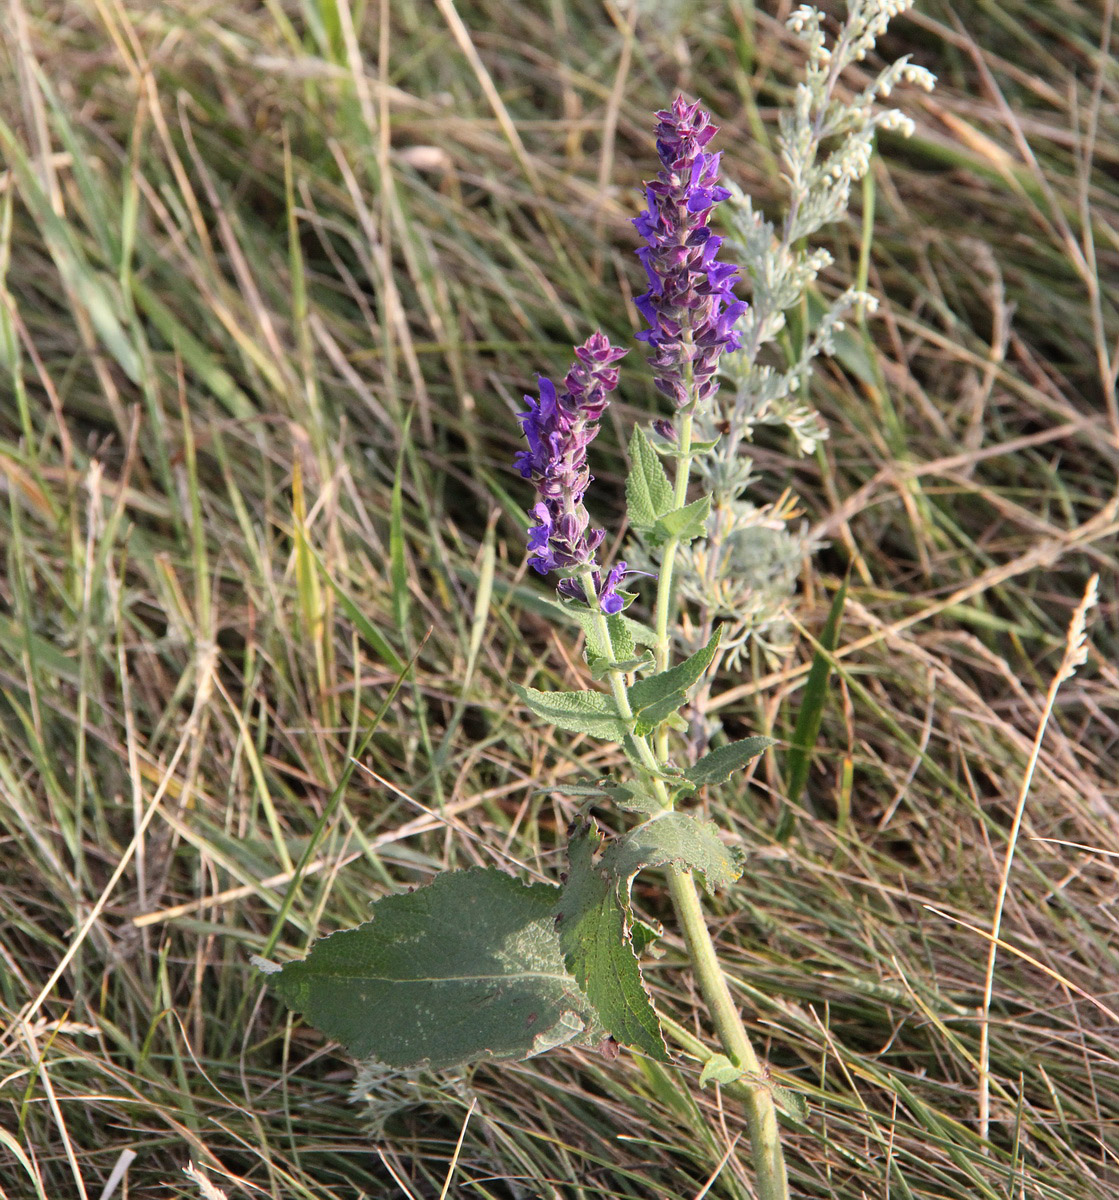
[652,494,711,545]
[540,779,663,815]
[556,823,668,1060]
[605,812,742,893]
[626,426,675,531]
[267,869,602,1070]
[554,600,657,661]
[683,737,775,787]
[780,575,848,840]
[699,1054,745,1087]
[586,614,654,680]
[628,627,721,717]
[659,436,722,458]
[591,780,664,815]
[607,613,636,663]
[630,917,663,955]
[774,1084,809,1121]
[632,693,690,738]
[513,685,629,741]
[590,651,655,681]
[390,414,412,635]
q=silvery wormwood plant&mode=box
[258,6,932,1198]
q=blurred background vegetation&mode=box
[0,1,1116,1197]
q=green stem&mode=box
[578,572,670,800]
[667,870,788,1200]
[653,408,692,764]
[645,397,790,1199]
[653,409,694,674]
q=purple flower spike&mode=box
[516,333,627,603]
[633,95,746,409]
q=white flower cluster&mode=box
[676,0,934,666]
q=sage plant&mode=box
[260,6,932,1199]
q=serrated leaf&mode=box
[626,426,675,530]
[683,737,775,787]
[605,812,742,893]
[586,612,652,681]
[652,494,711,545]
[556,823,668,1061]
[699,1054,744,1087]
[607,613,636,663]
[594,780,665,815]
[627,627,721,717]
[268,869,602,1070]
[555,601,657,661]
[632,698,698,737]
[513,685,629,741]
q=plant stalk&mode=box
[666,868,789,1200]
[653,394,791,1199]
[580,388,790,1198]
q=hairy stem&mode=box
[667,869,788,1200]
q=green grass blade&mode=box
[779,575,848,841]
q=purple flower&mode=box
[598,562,630,615]
[516,332,630,611]
[633,96,746,409]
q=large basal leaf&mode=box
[267,869,603,1070]
[625,425,674,531]
[683,736,775,787]
[556,823,668,1061]
[605,812,743,893]
[513,684,629,741]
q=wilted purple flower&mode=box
[515,332,630,611]
[633,95,746,409]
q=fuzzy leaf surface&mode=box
[541,780,663,815]
[700,1054,745,1087]
[605,812,742,893]
[513,685,629,740]
[555,601,658,660]
[269,869,602,1070]
[556,823,668,1060]
[683,737,775,787]
[625,426,674,530]
[627,627,722,716]
[652,494,711,545]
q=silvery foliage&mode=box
[676,0,935,665]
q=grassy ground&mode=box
[1,1,1117,1197]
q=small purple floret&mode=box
[633,95,746,409]
[599,562,630,615]
[516,332,631,611]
